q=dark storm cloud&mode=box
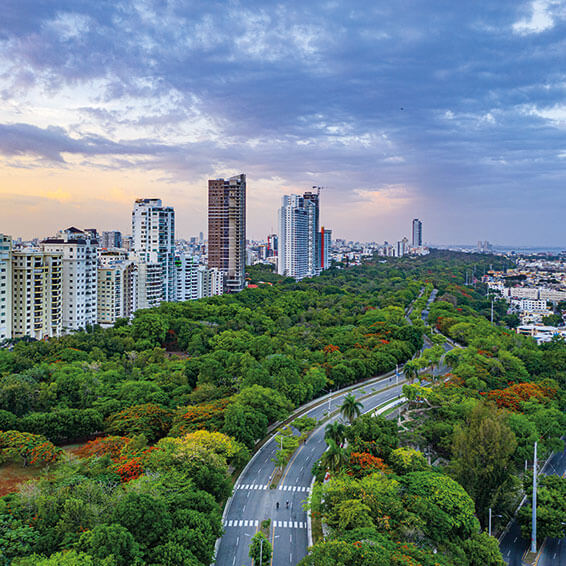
[1,0,566,242]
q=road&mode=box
[499,444,566,565]
[215,289,448,566]
[215,376,410,566]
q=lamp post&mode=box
[488,508,503,537]
[531,441,537,554]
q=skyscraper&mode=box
[303,190,321,275]
[208,174,246,293]
[278,195,318,280]
[319,226,332,270]
[412,219,423,247]
[132,198,175,302]
[0,235,12,341]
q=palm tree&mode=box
[403,360,419,383]
[320,439,348,474]
[324,421,346,447]
[340,394,363,423]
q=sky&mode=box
[0,0,565,245]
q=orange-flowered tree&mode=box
[0,430,61,466]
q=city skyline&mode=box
[1,1,565,245]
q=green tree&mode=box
[451,403,517,527]
[320,439,348,474]
[324,421,346,447]
[248,532,272,566]
[78,524,140,566]
[340,394,363,423]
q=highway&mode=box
[215,376,409,566]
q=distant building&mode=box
[134,258,163,310]
[278,194,318,280]
[267,234,278,257]
[132,198,175,303]
[0,235,12,341]
[320,226,332,270]
[303,190,321,275]
[101,230,122,249]
[198,266,224,298]
[412,219,423,247]
[208,175,246,292]
[11,249,63,339]
[42,228,98,332]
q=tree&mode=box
[519,474,566,541]
[389,447,428,475]
[340,394,363,423]
[320,439,348,474]
[248,532,272,566]
[78,524,140,566]
[451,403,517,527]
[0,431,61,466]
[403,360,420,383]
[105,403,173,442]
[345,414,399,460]
[131,313,168,346]
[324,422,346,447]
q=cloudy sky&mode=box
[1,0,565,245]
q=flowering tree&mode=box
[0,431,61,466]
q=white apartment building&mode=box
[510,298,549,313]
[132,199,175,303]
[41,228,98,332]
[97,261,137,326]
[11,249,63,340]
[0,235,12,341]
[176,254,199,302]
[135,258,163,310]
[197,266,224,298]
[278,195,317,280]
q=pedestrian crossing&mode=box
[223,519,306,529]
[235,484,309,492]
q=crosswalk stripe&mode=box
[228,520,233,527]
[244,520,248,527]
[238,520,243,527]
[284,521,288,528]
[293,486,297,492]
[254,520,259,527]
[294,521,298,528]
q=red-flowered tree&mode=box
[0,430,61,466]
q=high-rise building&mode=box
[267,234,278,257]
[319,226,332,270]
[412,219,423,247]
[175,254,199,302]
[134,258,163,310]
[278,195,318,280]
[397,236,409,257]
[132,198,175,302]
[197,266,224,298]
[97,261,137,326]
[0,235,12,341]
[303,190,321,275]
[208,174,246,293]
[101,231,123,249]
[42,228,98,332]
[11,249,63,340]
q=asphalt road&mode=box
[215,377,409,566]
[499,445,566,565]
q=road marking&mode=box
[284,521,288,528]
[553,553,557,559]
[513,537,517,543]
[238,520,243,527]
[294,521,298,528]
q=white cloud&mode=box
[512,0,565,35]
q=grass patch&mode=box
[310,483,324,544]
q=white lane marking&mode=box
[284,521,288,528]
[228,520,233,527]
[236,536,239,546]
[238,520,243,527]
[243,505,246,511]
[293,486,297,492]
[244,520,248,527]
[294,521,298,528]
[513,537,517,543]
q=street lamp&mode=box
[488,508,503,537]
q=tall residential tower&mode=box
[208,174,246,292]
[132,198,175,302]
[412,218,423,247]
